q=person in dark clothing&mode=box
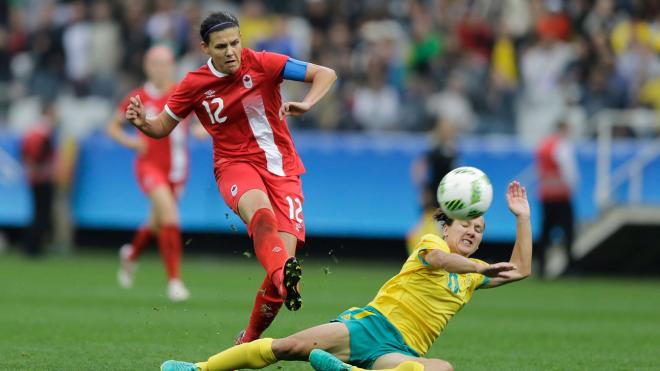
[21,102,57,257]
[535,121,578,278]
[407,119,457,254]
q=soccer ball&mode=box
[436,166,493,220]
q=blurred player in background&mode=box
[161,181,532,371]
[126,11,337,341]
[108,45,191,302]
[21,101,57,257]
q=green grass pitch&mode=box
[1,252,659,370]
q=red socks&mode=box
[248,209,289,289]
[243,276,284,342]
[158,224,182,280]
[128,226,153,261]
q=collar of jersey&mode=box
[207,58,229,78]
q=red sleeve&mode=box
[165,75,196,121]
[258,51,289,83]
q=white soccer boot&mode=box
[167,279,190,302]
[117,244,136,288]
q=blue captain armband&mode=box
[282,57,308,81]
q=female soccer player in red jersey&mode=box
[126,11,337,341]
[108,45,190,302]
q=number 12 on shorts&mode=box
[285,196,303,223]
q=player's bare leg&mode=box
[117,211,157,288]
[151,184,189,301]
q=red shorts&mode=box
[215,162,305,244]
[135,163,184,197]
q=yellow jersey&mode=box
[368,233,489,355]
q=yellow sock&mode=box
[395,361,424,371]
[353,361,424,371]
[203,338,277,371]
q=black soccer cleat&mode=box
[282,256,302,311]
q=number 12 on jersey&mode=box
[202,98,227,124]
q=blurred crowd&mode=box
[0,0,659,142]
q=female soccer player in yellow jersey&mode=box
[161,181,532,371]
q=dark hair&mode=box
[433,208,486,230]
[200,11,240,43]
[433,209,454,227]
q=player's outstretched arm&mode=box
[425,249,516,277]
[279,63,337,119]
[481,181,532,288]
[125,95,178,139]
[106,111,145,153]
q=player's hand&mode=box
[125,95,146,127]
[279,101,311,119]
[506,180,530,219]
[479,262,517,278]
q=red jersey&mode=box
[21,122,55,185]
[119,83,188,183]
[536,134,571,202]
[164,48,305,177]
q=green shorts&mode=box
[332,306,420,369]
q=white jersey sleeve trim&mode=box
[164,104,183,122]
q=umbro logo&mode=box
[272,246,282,253]
[204,89,216,97]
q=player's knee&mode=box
[158,201,179,225]
[239,190,273,218]
[272,336,311,361]
[160,208,179,225]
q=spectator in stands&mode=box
[88,1,121,98]
[255,15,297,57]
[518,28,574,143]
[2,0,659,136]
[0,26,10,120]
[535,120,579,278]
[144,0,189,55]
[484,19,517,133]
[62,1,92,96]
[581,62,627,118]
[28,3,64,102]
[352,57,401,132]
[426,72,476,134]
[20,101,57,257]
